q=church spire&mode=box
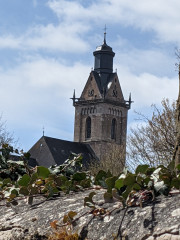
[93,30,115,74]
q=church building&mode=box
[28,33,131,167]
[73,33,131,162]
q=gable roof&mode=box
[92,71,122,97]
[28,136,96,167]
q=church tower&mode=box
[72,33,131,163]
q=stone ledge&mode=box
[0,189,180,240]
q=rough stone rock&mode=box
[0,189,180,240]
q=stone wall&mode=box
[0,189,180,240]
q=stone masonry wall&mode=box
[0,189,180,240]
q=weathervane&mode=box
[43,126,45,136]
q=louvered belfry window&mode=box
[86,117,91,139]
[111,118,116,140]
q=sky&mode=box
[0,0,179,151]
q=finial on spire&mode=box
[103,24,107,44]
[42,126,45,136]
[73,89,76,105]
[128,93,134,109]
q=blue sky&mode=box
[0,0,179,151]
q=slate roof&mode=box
[92,71,116,94]
[28,136,96,168]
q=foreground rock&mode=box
[0,189,180,240]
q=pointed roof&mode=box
[94,41,114,53]
[92,71,117,95]
[29,136,96,167]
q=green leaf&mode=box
[30,173,38,184]
[115,178,124,190]
[11,188,19,196]
[18,174,31,187]
[136,176,143,185]
[176,164,180,171]
[19,186,29,196]
[105,176,118,193]
[146,167,156,176]
[3,178,12,186]
[135,165,149,175]
[36,166,50,179]
[80,178,91,188]
[55,175,68,186]
[132,183,141,191]
[171,178,180,189]
[72,172,86,181]
[123,174,136,186]
[122,185,133,200]
[95,170,107,185]
[60,180,72,193]
[84,192,96,208]
[159,174,171,185]
[29,186,39,195]
[89,191,96,200]
[143,177,151,186]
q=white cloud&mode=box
[48,0,180,45]
[1,0,180,53]
[113,46,176,77]
[119,67,178,109]
[0,35,22,49]
[25,23,90,52]
[0,56,92,149]
[0,57,90,126]
[0,23,90,53]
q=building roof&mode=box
[28,136,96,168]
[94,42,114,53]
[92,71,117,94]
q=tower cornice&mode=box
[73,98,131,109]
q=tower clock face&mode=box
[88,89,94,96]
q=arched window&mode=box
[111,118,116,140]
[86,117,91,139]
